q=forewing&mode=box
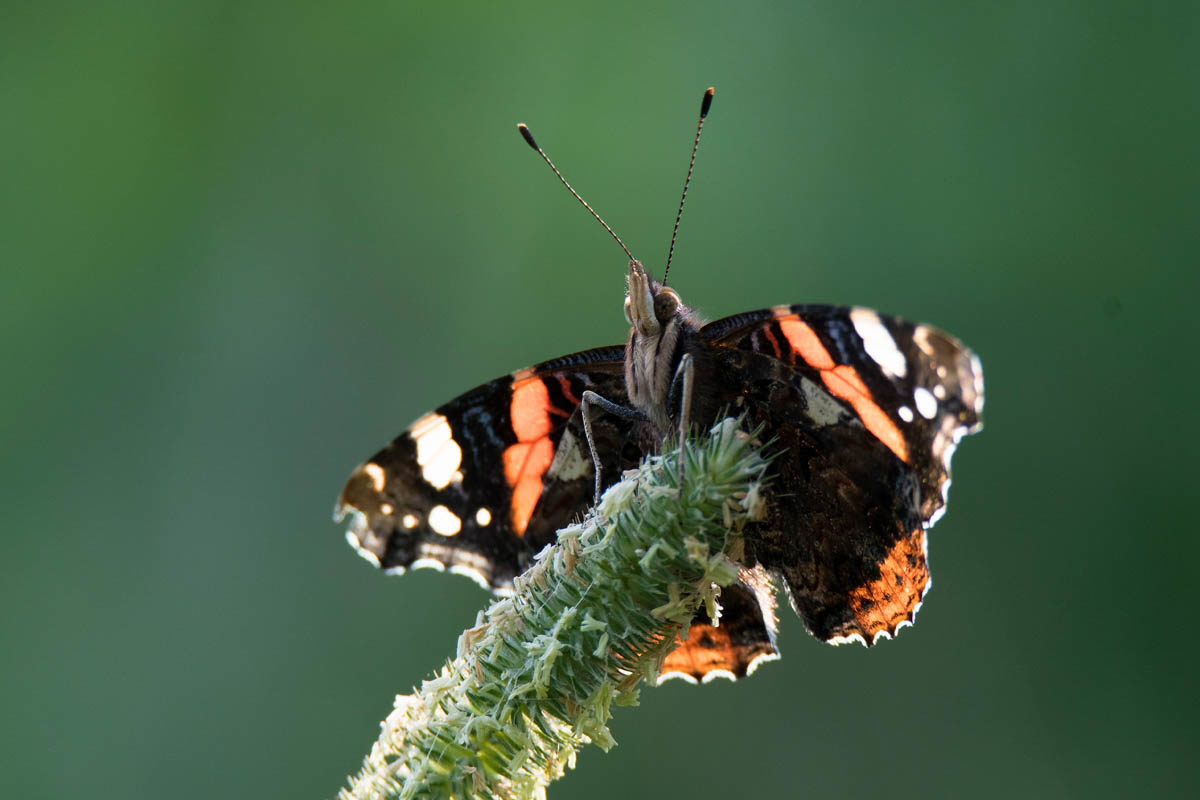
[336,346,631,589]
[703,304,983,528]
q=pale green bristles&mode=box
[339,418,768,800]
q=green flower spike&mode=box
[339,417,769,800]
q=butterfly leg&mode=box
[581,391,646,504]
[669,353,695,489]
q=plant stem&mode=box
[339,418,768,800]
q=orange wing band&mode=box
[503,377,562,535]
[778,317,909,463]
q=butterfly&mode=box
[335,89,983,683]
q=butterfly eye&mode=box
[653,288,680,321]
[623,295,633,325]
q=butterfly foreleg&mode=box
[580,390,646,504]
[668,353,695,490]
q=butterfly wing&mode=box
[698,304,984,646]
[336,346,633,589]
[657,568,780,684]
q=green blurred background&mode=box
[3,1,1197,797]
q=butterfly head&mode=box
[623,259,682,336]
[623,259,698,427]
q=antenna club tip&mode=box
[700,87,715,117]
[517,123,538,150]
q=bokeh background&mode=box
[3,1,1197,797]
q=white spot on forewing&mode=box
[475,507,492,526]
[363,463,385,492]
[411,557,446,572]
[426,443,462,489]
[428,505,462,536]
[411,411,450,449]
[851,307,907,378]
[800,376,849,426]
[914,387,938,419]
[402,513,419,529]
[410,412,462,490]
[898,405,914,423]
[913,325,938,359]
[380,502,393,515]
[933,384,947,400]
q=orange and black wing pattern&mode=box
[658,570,780,684]
[698,305,983,646]
[336,346,636,589]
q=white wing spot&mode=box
[898,405,914,423]
[851,307,907,378]
[428,505,462,536]
[363,463,385,492]
[410,412,463,490]
[914,387,938,419]
[475,507,492,526]
[380,502,394,515]
[402,513,419,529]
[933,384,947,400]
[914,325,937,358]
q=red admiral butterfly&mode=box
[336,89,983,683]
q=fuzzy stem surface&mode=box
[339,419,767,800]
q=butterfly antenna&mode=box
[662,87,714,286]
[517,123,634,262]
